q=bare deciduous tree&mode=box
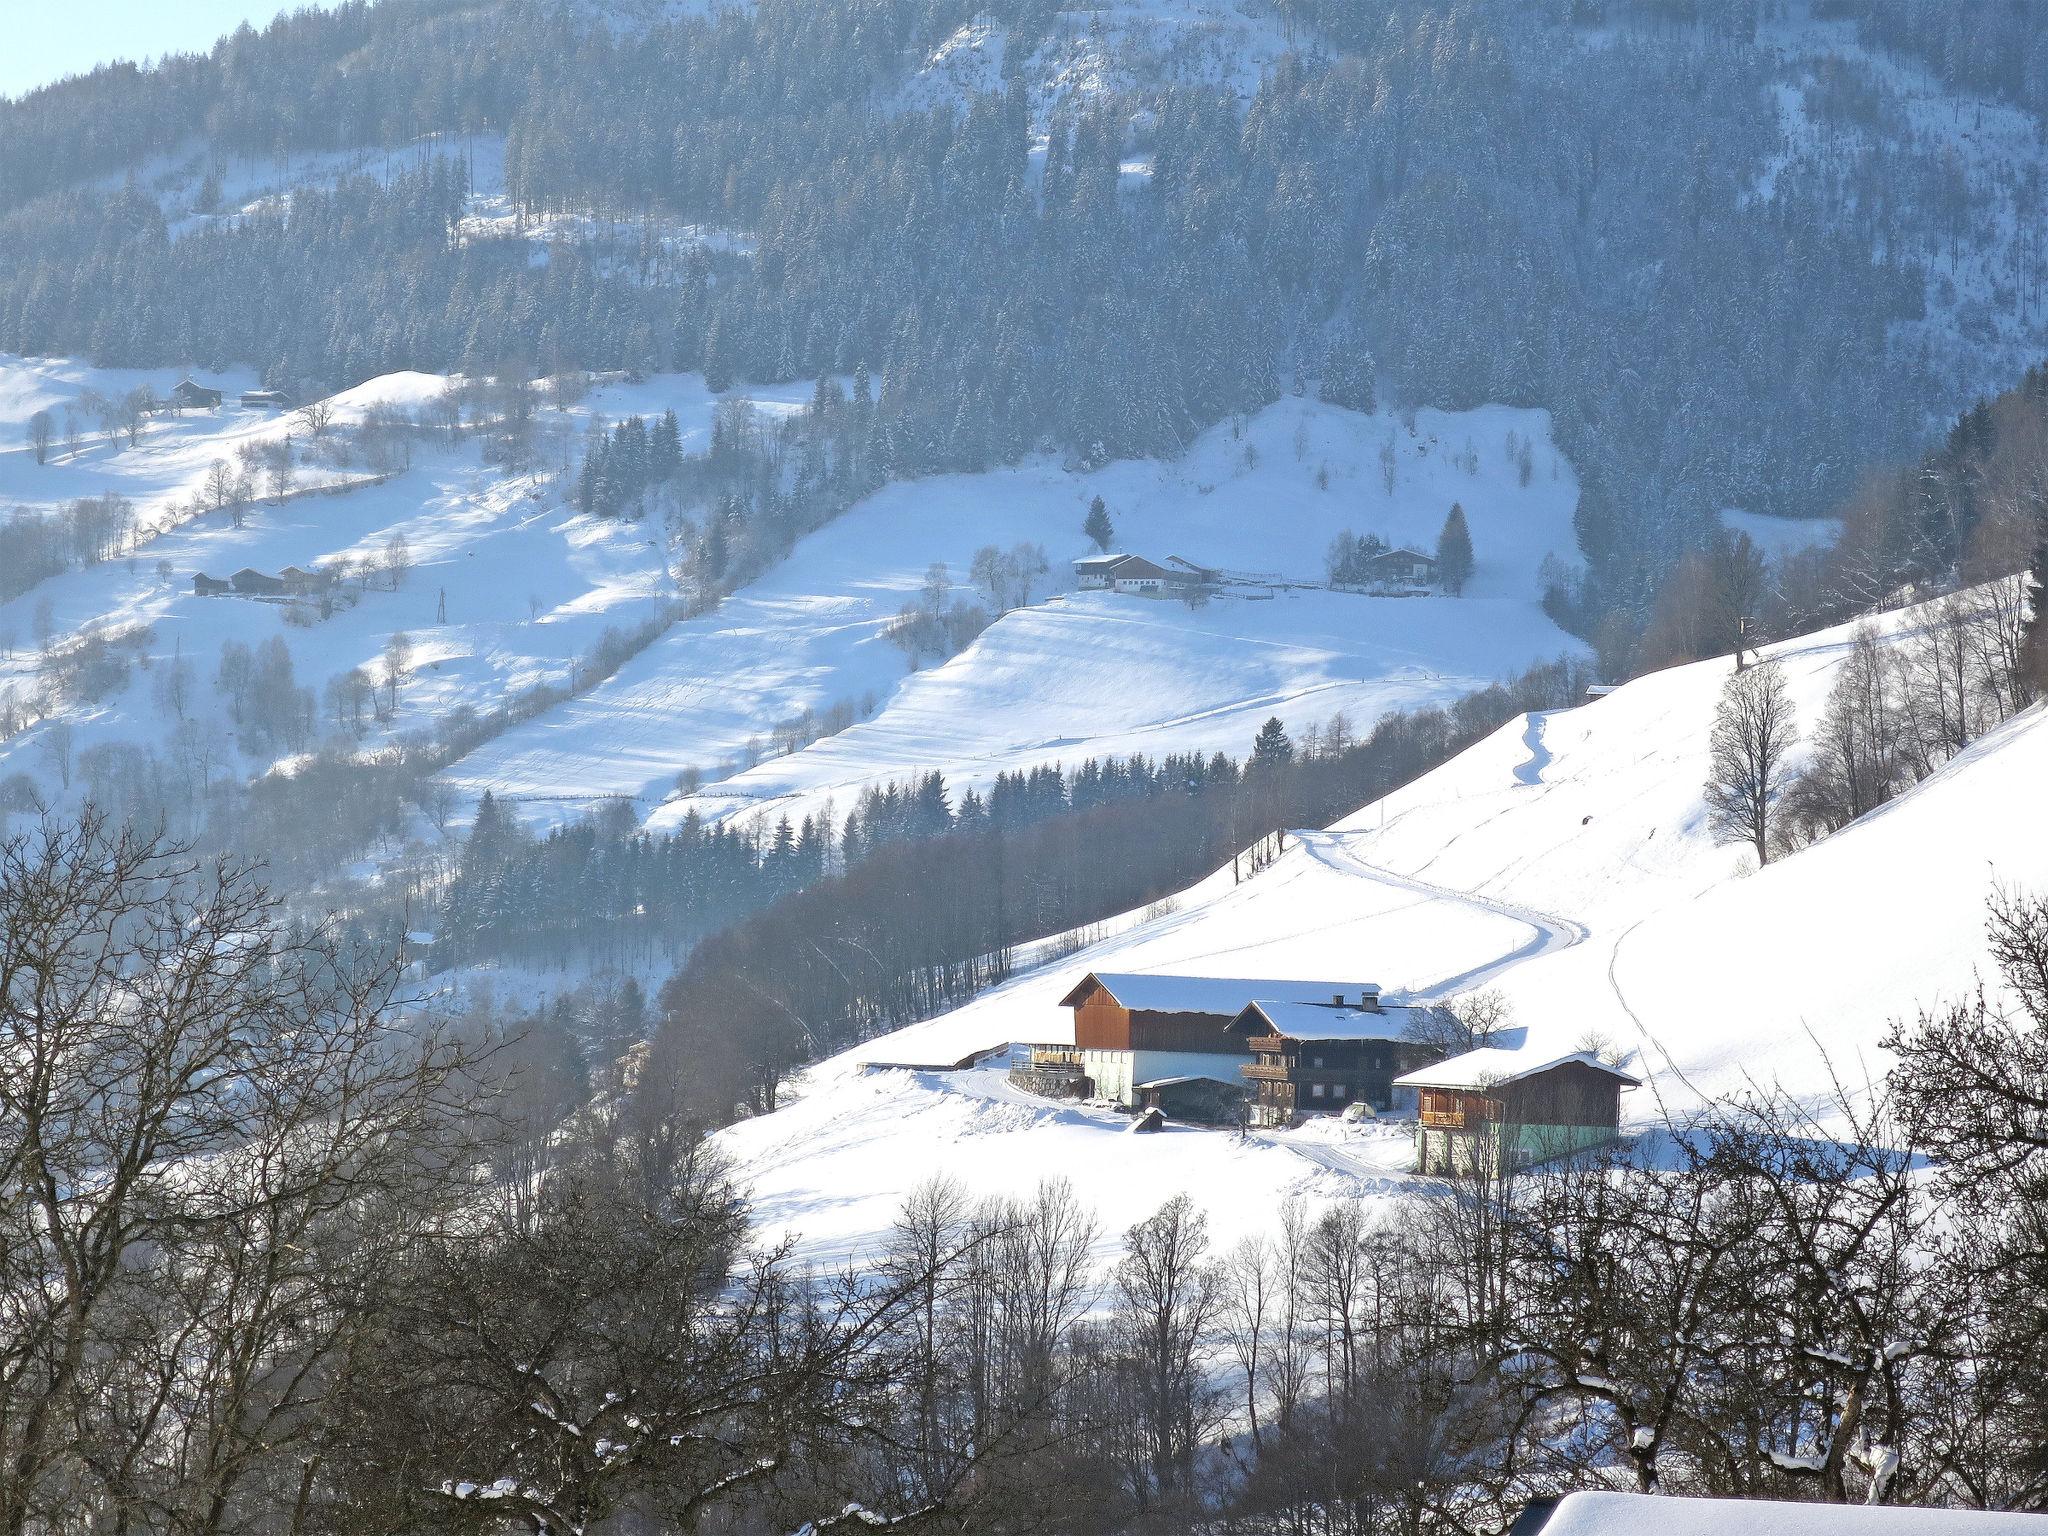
[1704,655,1798,864]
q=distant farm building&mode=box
[230,568,287,596]
[1396,1049,1639,1177]
[170,378,223,410]
[193,573,232,596]
[279,565,332,596]
[1359,547,1438,588]
[1072,553,1207,597]
[1228,992,1441,1126]
[1013,972,1386,1118]
[241,389,294,410]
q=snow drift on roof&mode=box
[1060,972,1379,1015]
[1393,1048,1639,1091]
[1533,1489,2036,1534]
[1231,999,1423,1042]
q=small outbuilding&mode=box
[1395,1048,1639,1177]
[241,389,294,410]
[193,573,232,596]
[1134,1074,1247,1125]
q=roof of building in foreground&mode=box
[1395,1048,1641,1091]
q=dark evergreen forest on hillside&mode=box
[4,0,2042,644]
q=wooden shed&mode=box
[1395,1049,1639,1177]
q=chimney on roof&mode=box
[1332,993,1344,1007]
[1362,986,1382,1012]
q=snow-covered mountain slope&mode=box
[895,1,1307,129]
[0,360,810,800]
[717,594,2048,1262]
[449,398,1581,834]
[0,358,1580,857]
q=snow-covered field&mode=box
[0,358,811,803]
[718,593,2048,1264]
[450,398,1583,834]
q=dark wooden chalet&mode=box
[1360,547,1439,587]
[170,379,223,410]
[231,568,287,596]
[1227,993,1442,1126]
[1395,1049,1640,1176]
[193,573,232,596]
[241,389,294,410]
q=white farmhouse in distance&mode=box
[1072,553,1211,596]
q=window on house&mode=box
[1333,1084,1346,1098]
[1311,1083,1327,1099]
[1312,1055,1324,1068]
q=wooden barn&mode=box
[192,573,232,596]
[1395,1049,1639,1177]
[231,568,286,596]
[1227,993,1442,1126]
[170,378,223,410]
[241,389,293,410]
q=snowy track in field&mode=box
[1288,827,1590,1000]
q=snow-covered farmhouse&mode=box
[1360,547,1438,587]
[1013,972,1392,1118]
[1396,1049,1639,1176]
[169,378,223,410]
[1071,553,1207,596]
[1228,994,1440,1126]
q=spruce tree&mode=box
[1437,503,1475,595]
[1250,716,1293,772]
[1084,495,1114,552]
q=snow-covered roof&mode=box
[1060,972,1379,1015]
[1073,552,1132,570]
[1394,1048,1639,1091]
[1229,999,1423,1043]
[1530,1490,2035,1535]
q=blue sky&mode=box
[5,1,306,99]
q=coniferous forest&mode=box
[4,0,2037,639]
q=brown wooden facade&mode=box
[1406,1056,1636,1177]
[1063,976,1248,1056]
[1242,1035,1438,1127]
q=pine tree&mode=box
[1321,324,1376,414]
[1084,495,1114,552]
[1437,503,1475,595]
[1250,716,1293,773]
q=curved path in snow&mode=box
[1290,827,1590,999]
[1512,709,1555,786]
